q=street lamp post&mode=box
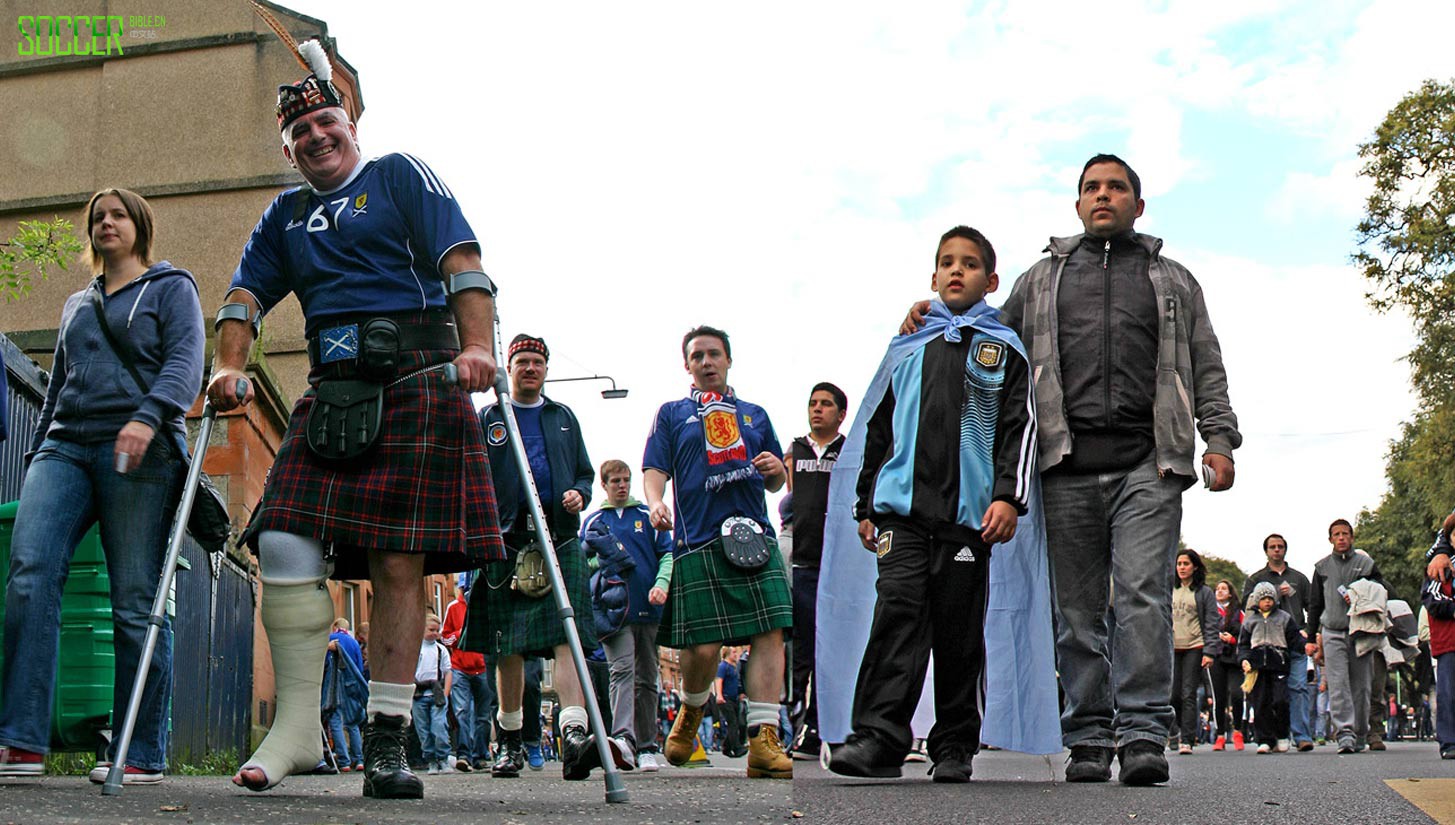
[544,374,629,399]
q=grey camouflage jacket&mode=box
[1001,232,1241,478]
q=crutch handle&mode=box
[442,363,459,386]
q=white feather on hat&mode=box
[299,38,332,82]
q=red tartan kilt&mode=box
[244,348,505,580]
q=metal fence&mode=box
[1,333,46,502]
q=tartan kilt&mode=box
[660,536,792,649]
[461,536,596,658]
[243,347,505,581]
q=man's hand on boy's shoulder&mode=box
[899,300,932,335]
[858,519,878,552]
[981,500,1018,544]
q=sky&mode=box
[279,0,1452,577]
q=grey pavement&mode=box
[794,740,1455,825]
[0,753,792,825]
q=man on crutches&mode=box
[464,334,633,780]
[645,325,794,779]
[205,39,505,799]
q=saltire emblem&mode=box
[352,192,368,216]
[319,323,359,364]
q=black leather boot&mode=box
[361,715,424,799]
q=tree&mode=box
[0,217,84,302]
[1355,78,1455,399]
[1353,78,1455,599]
[1200,554,1248,596]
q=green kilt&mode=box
[461,536,597,658]
[660,536,792,649]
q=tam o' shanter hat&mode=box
[276,38,343,131]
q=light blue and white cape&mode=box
[815,299,1061,754]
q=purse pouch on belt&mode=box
[720,516,771,571]
[305,379,384,461]
[512,542,553,598]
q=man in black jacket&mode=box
[463,334,630,780]
[1242,533,1314,751]
[785,382,847,760]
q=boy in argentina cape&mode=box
[827,226,1035,783]
[1238,582,1303,754]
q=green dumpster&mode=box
[0,499,115,752]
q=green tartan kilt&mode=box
[461,536,597,658]
[660,536,793,649]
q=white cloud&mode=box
[277,0,1429,573]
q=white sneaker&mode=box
[636,750,660,772]
[426,762,441,775]
[1256,744,1271,754]
[1276,739,1290,753]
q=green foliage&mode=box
[0,217,85,302]
[1355,78,1455,402]
[1200,553,1249,595]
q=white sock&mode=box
[367,681,415,726]
[559,705,587,732]
[497,708,524,731]
[746,701,778,731]
[240,581,332,784]
[680,687,711,708]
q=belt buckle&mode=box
[319,323,360,364]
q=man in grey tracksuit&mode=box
[999,154,1241,786]
[1307,519,1385,753]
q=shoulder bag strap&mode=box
[87,287,150,395]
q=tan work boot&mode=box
[747,725,792,779]
[664,702,706,766]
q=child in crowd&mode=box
[1238,582,1303,754]
[827,226,1035,783]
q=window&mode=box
[432,581,444,619]
[343,583,358,627]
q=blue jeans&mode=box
[0,436,182,769]
[1288,649,1313,744]
[1437,652,1455,749]
[412,692,450,763]
[450,668,494,761]
[1042,457,1185,749]
[326,710,362,765]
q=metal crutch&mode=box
[102,380,247,796]
[447,320,629,803]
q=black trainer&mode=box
[826,735,901,778]
[930,746,973,783]
[361,715,424,799]
[1117,740,1169,786]
[492,729,525,778]
[561,724,600,781]
[1064,744,1114,783]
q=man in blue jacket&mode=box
[581,460,674,771]
[464,334,630,780]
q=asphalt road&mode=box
[794,740,1455,825]
[0,753,791,825]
